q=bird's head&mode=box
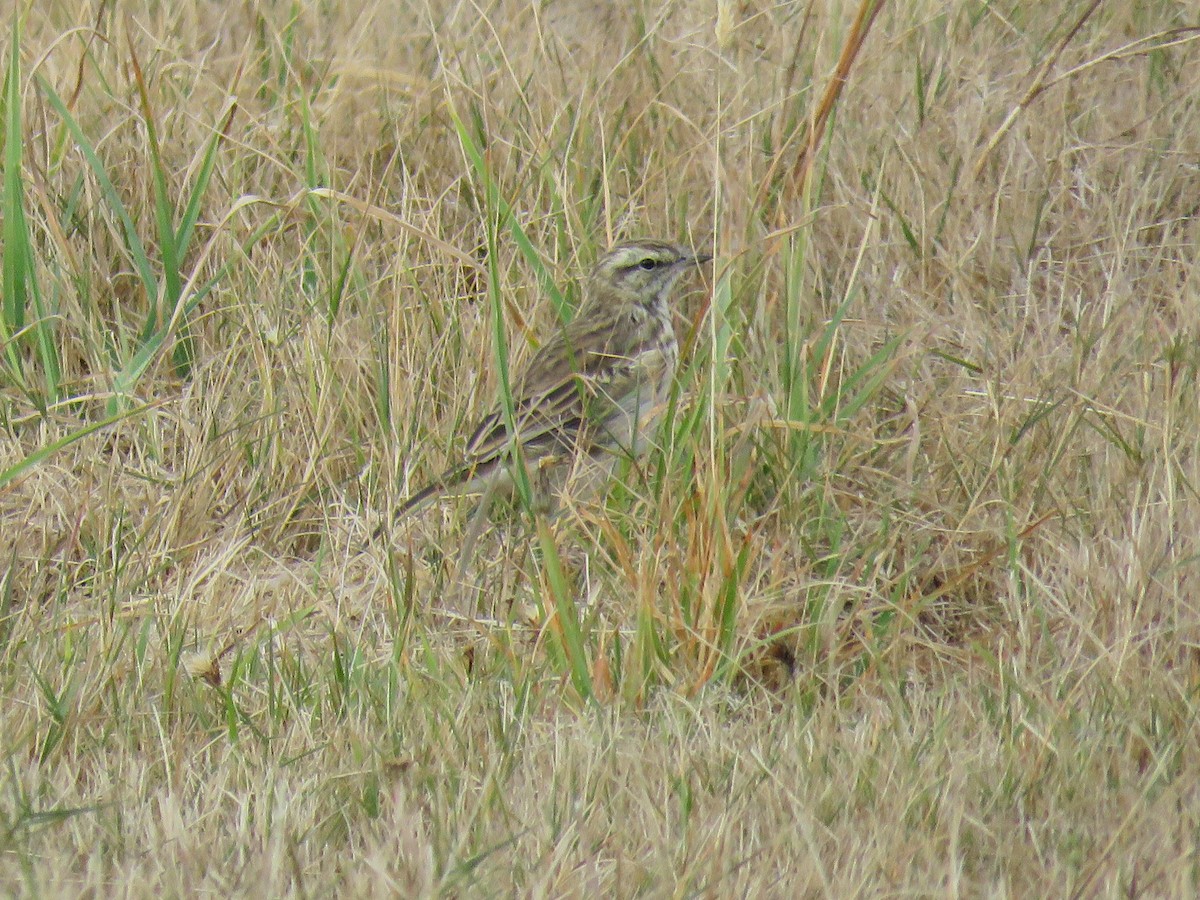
[586,239,711,313]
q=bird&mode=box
[373,238,711,543]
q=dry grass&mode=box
[4,0,1200,894]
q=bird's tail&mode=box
[368,461,483,544]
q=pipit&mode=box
[374,239,711,541]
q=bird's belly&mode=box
[597,363,672,456]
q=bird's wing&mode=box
[462,313,641,467]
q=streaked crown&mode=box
[585,239,710,313]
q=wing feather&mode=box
[462,305,644,466]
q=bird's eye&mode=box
[639,258,658,270]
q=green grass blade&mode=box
[2,28,27,334]
[1,26,60,404]
[1,27,29,383]
[0,402,155,491]
[37,76,159,314]
[126,41,178,347]
[451,105,533,507]
[536,518,592,702]
[709,266,735,398]
[449,104,566,321]
[176,101,236,254]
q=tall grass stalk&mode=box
[2,24,59,407]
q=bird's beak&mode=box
[693,252,714,265]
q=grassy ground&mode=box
[4,0,1200,894]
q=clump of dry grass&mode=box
[4,0,1200,893]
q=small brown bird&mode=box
[375,239,711,540]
